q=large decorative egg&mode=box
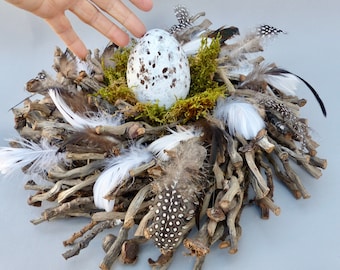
[126,29,190,109]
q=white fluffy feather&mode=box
[93,145,153,212]
[182,38,213,55]
[147,127,202,161]
[214,98,265,140]
[242,63,300,96]
[0,138,67,176]
[49,89,121,130]
[264,72,300,96]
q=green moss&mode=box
[164,87,226,124]
[96,46,138,105]
[134,102,168,125]
[96,80,137,105]
[104,46,132,82]
[133,86,225,125]
[188,37,221,96]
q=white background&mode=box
[0,0,339,269]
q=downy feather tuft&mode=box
[147,127,202,161]
[182,38,213,55]
[0,138,67,176]
[93,145,153,212]
[49,88,122,130]
[214,98,265,140]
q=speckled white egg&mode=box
[126,29,190,109]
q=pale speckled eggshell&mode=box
[126,29,190,109]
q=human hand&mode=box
[6,0,153,59]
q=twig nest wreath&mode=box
[127,29,190,109]
[0,4,328,270]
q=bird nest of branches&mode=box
[1,5,327,270]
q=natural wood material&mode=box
[4,10,328,270]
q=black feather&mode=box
[272,68,327,117]
[209,26,240,45]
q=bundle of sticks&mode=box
[0,5,327,270]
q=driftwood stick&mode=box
[245,151,269,199]
[48,160,103,179]
[280,145,310,163]
[219,176,241,212]
[309,156,327,169]
[66,152,106,160]
[24,180,49,191]
[129,160,156,177]
[256,152,274,198]
[207,191,225,237]
[257,196,281,218]
[63,220,116,260]
[213,162,225,189]
[135,208,155,237]
[184,222,210,258]
[92,211,126,222]
[33,120,76,132]
[27,100,52,116]
[148,252,174,270]
[100,226,129,270]
[300,162,323,179]
[268,128,297,150]
[266,152,302,199]
[199,185,215,220]
[27,179,83,205]
[224,133,243,168]
[216,68,237,94]
[104,162,154,199]
[30,197,95,225]
[192,223,225,270]
[95,122,144,136]
[63,220,98,246]
[278,151,310,199]
[225,190,243,254]
[123,184,152,229]
[256,135,275,153]
[279,153,310,199]
[17,126,42,141]
[57,174,98,203]
[279,146,322,179]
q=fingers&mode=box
[28,0,153,59]
[130,0,153,12]
[46,14,88,59]
[92,0,147,37]
[70,0,131,47]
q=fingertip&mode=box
[131,0,153,12]
[142,0,153,11]
[107,29,130,47]
[46,16,89,59]
[67,39,89,60]
[133,24,147,38]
